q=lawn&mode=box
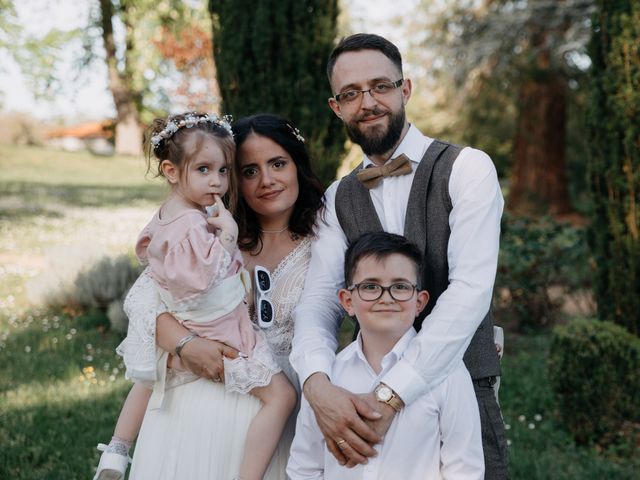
[1,144,638,479]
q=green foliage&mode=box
[210,0,345,186]
[495,213,590,331]
[501,333,639,479]
[586,1,640,336]
[0,1,80,101]
[409,0,594,203]
[548,319,640,449]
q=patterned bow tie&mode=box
[356,154,413,189]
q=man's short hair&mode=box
[344,232,423,288]
[327,33,403,83]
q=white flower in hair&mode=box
[287,124,305,143]
[184,114,197,128]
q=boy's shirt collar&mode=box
[340,327,417,375]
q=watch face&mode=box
[376,386,392,402]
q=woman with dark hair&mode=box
[120,114,324,480]
[231,114,324,387]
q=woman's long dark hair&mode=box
[232,114,324,253]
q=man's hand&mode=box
[179,336,239,381]
[303,373,382,467]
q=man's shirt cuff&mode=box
[296,353,335,388]
[381,357,429,405]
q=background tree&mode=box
[98,0,142,156]
[586,0,640,335]
[413,0,595,215]
[83,1,213,155]
[209,0,345,186]
[0,1,79,106]
[152,24,219,114]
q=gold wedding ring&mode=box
[336,439,347,449]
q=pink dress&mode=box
[136,208,279,393]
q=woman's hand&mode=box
[156,312,239,381]
[303,373,382,467]
[207,194,238,254]
[178,336,239,381]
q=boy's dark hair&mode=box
[344,232,423,288]
[327,33,403,83]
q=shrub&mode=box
[0,112,44,146]
[494,213,591,331]
[26,244,105,308]
[29,250,141,332]
[73,255,142,309]
[548,318,640,446]
[107,299,129,335]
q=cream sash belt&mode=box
[157,269,251,323]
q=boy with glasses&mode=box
[287,232,484,479]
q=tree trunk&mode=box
[99,0,142,156]
[508,77,572,215]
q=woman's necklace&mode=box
[260,225,288,234]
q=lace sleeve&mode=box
[116,268,165,382]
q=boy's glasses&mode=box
[348,282,417,302]
[254,265,274,328]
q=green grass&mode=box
[0,144,638,478]
[0,309,131,479]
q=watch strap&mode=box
[376,383,404,412]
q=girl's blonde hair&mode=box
[144,112,237,207]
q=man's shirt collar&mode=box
[362,124,425,168]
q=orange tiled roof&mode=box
[45,120,114,139]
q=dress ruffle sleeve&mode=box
[135,225,152,265]
[159,219,237,303]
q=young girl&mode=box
[94,112,297,480]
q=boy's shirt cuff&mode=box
[380,357,428,406]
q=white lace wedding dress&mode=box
[126,238,311,480]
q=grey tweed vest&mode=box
[335,140,500,380]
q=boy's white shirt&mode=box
[287,327,485,480]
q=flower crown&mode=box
[151,113,233,148]
[287,124,305,143]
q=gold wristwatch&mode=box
[374,383,404,412]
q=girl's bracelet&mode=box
[175,333,198,358]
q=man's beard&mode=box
[345,106,406,157]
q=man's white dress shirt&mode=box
[287,328,485,480]
[290,125,504,404]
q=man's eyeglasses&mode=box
[334,79,404,105]
[254,265,274,328]
[348,282,417,302]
